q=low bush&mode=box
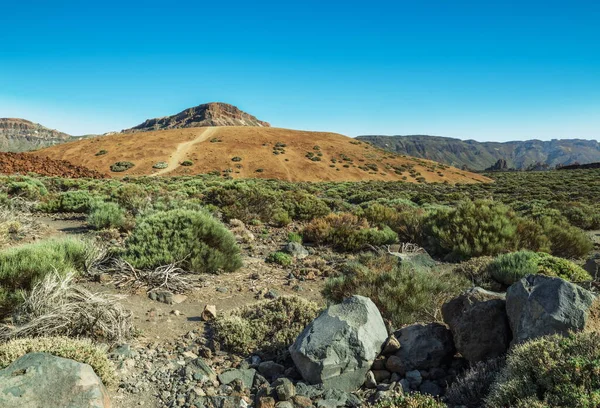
[110,161,135,172]
[288,232,303,243]
[152,162,168,169]
[488,251,591,286]
[39,190,93,213]
[95,149,108,156]
[266,251,293,266]
[124,209,242,273]
[323,253,469,327]
[212,296,320,354]
[7,178,48,200]
[0,237,87,314]
[181,160,194,166]
[87,200,126,230]
[373,393,445,408]
[486,332,600,407]
[445,357,505,408]
[539,216,593,259]
[304,213,398,251]
[0,336,115,385]
[425,200,517,261]
[452,256,500,291]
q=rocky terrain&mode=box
[124,103,270,133]
[0,118,74,152]
[357,135,600,171]
[0,152,106,178]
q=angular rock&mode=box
[364,371,377,389]
[290,296,388,391]
[201,304,217,321]
[257,396,276,408]
[284,242,309,259]
[584,255,600,280]
[405,370,422,389]
[148,290,174,304]
[185,358,217,382]
[273,377,296,401]
[442,287,510,362]
[393,323,455,371]
[419,380,442,397]
[381,334,401,355]
[0,352,110,408]
[292,395,313,408]
[506,275,596,345]
[218,368,256,389]
[194,396,242,408]
[258,361,285,379]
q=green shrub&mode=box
[266,251,293,266]
[452,256,501,291]
[181,160,193,166]
[152,162,168,169]
[212,296,320,354]
[39,190,93,213]
[124,209,242,273]
[304,213,398,252]
[373,393,445,408]
[323,253,469,327]
[110,161,135,172]
[87,200,126,230]
[231,157,242,162]
[489,251,591,286]
[288,232,302,243]
[425,200,517,261]
[539,216,593,259]
[0,337,115,385]
[7,179,48,200]
[95,150,108,156]
[0,237,87,314]
[486,332,600,407]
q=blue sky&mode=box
[1,1,598,141]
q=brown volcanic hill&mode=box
[0,152,106,178]
[0,118,73,152]
[123,102,270,133]
[33,126,490,184]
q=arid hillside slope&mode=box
[0,152,106,178]
[33,126,490,183]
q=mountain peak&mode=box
[123,102,270,133]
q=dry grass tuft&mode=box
[0,336,115,385]
[3,271,133,343]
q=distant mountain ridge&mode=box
[123,102,270,133]
[0,118,73,152]
[356,135,600,171]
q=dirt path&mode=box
[151,127,217,177]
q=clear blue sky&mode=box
[1,1,599,141]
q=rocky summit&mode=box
[0,118,72,152]
[123,102,270,133]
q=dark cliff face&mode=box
[123,102,270,133]
[356,135,600,171]
[0,118,72,152]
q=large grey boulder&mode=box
[289,295,387,391]
[506,274,596,345]
[0,352,110,408]
[392,323,455,372]
[442,287,510,362]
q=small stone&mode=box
[170,310,182,316]
[172,294,188,304]
[273,378,295,401]
[216,287,229,293]
[364,371,377,389]
[385,355,404,374]
[258,361,285,379]
[148,290,174,304]
[257,396,276,408]
[371,356,387,371]
[182,351,198,360]
[201,304,217,321]
[275,402,294,408]
[372,370,391,383]
[405,370,422,388]
[292,395,313,408]
[265,290,279,299]
[382,334,401,355]
[419,380,442,397]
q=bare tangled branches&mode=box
[2,271,133,343]
[85,241,195,294]
[0,208,45,248]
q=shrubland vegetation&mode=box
[0,168,597,402]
